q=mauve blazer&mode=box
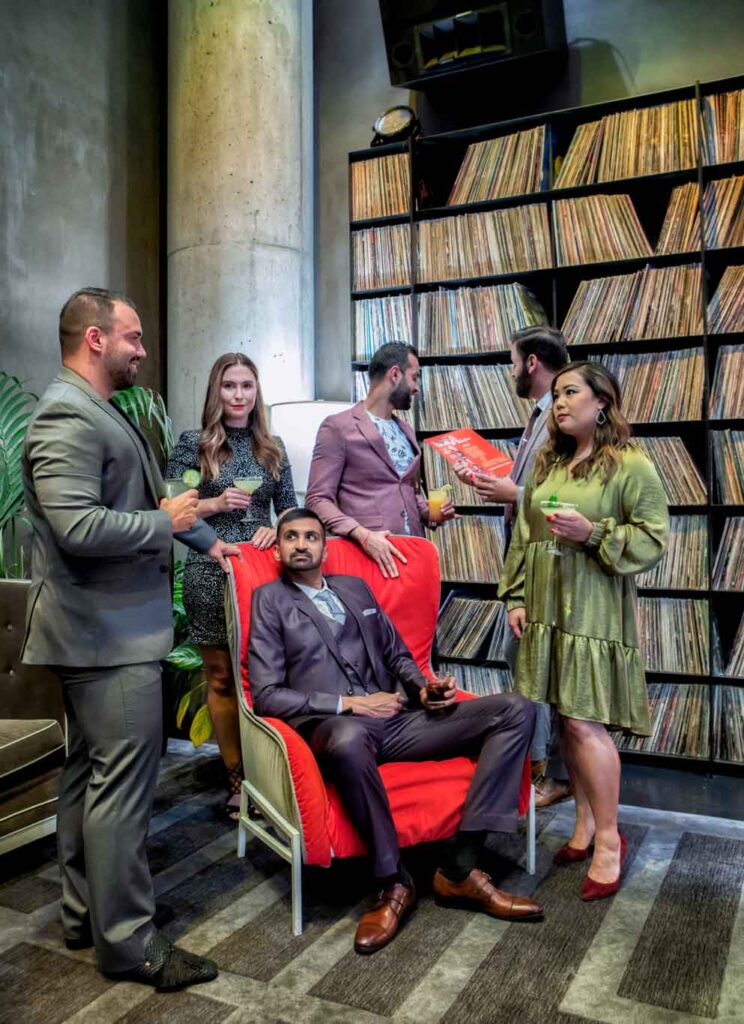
[306,402,429,537]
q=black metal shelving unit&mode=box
[348,73,744,775]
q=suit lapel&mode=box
[286,580,350,676]
[111,406,164,502]
[57,369,161,506]
[352,403,400,475]
[397,416,422,481]
[513,404,551,484]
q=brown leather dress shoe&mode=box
[531,758,547,783]
[433,868,543,921]
[354,883,416,954]
[534,776,573,809]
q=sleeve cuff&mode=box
[584,520,605,549]
[506,599,525,612]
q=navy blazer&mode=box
[248,573,427,729]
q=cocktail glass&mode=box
[163,478,190,500]
[539,499,578,556]
[428,483,452,522]
[234,477,263,523]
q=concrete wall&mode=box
[314,0,744,401]
[0,0,162,396]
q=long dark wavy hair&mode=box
[533,362,634,485]
[197,353,281,481]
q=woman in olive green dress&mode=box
[499,362,668,900]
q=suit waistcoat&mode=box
[326,607,381,697]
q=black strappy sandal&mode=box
[224,765,243,821]
[224,765,263,822]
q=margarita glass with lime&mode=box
[234,477,262,522]
[539,493,578,556]
[163,469,201,500]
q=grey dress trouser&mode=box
[55,662,162,972]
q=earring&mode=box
[596,408,607,426]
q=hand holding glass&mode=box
[234,478,262,523]
[540,498,579,556]
[428,483,452,522]
[163,469,201,500]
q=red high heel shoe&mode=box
[553,839,594,865]
[580,832,628,901]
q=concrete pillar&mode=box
[167,0,313,434]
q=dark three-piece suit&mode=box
[249,574,535,877]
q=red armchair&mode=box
[225,535,535,934]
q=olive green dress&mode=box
[498,447,669,735]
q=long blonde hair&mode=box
[198,353,282,481]
[533,362,633,485]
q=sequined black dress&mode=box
[166,428,297,645]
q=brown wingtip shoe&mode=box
[433,868,543,922]
[354,883,416,954]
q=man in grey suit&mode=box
[22,288,238,990]
[249,508,543,956]
[455,326,572,808]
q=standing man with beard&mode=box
[455,325,572,807]
[307,343,455,578]
[22,288,238,990]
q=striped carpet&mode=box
[1,741,743,1024]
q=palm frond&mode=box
[111,386,175,460]
[0,373,37,531]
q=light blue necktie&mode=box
[315,589,346,626]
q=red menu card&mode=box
[424,428,514,478]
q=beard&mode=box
[105,352,141,391]
[513,366,531,399]
[390,379,414,410]
[286,551,322,572]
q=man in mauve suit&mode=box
[249,507,543,955]
[306,342,455,579]
[22,288,239,991]
[455,325,571,808]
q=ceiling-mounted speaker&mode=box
[379,1,566,90]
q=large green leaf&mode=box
[0,373,37,531]
[165,642,203,671]
[111,386,174,459]
[176,690,192,729]
[189,703,214,747]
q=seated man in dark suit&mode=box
[248,508,543,954]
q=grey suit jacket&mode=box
[306,402,429,537]
[249,573,427,730]
[510,402,552,510]
[21,368,217,667]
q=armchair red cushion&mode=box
[231,536,530,866]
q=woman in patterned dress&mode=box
[166,353,297,814]
[499,363,668,899]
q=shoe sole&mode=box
[155,972,218,992]
[434,894,544,922]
